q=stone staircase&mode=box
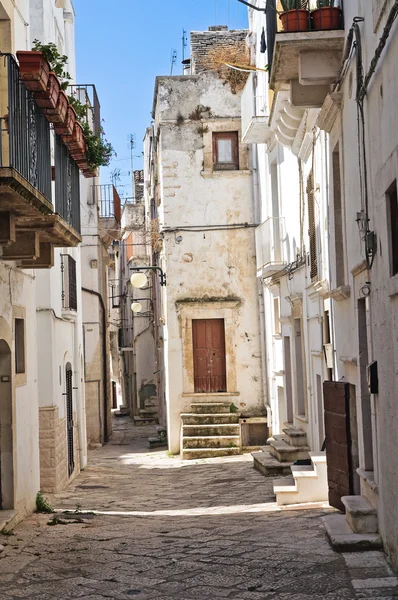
[323,495,382,551]
[252,426,310,477]
[273,452,328,505]
[181,402,241,460]
[135,397,159,425]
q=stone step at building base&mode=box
[252,449,293,477]
[190,402,231,414]
[181,413,239,425]
[268,438,310,462]
[182,435,240,449]
[322,513,382,552]
[342,495,378,534]
[282,427,308,447]
[134,416,158,426]
[182,447,241,460]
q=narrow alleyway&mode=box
[0,418,397,600]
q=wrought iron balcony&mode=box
[0,53,81,266]
[68,84,101,135]
[241,73,271,144]
[255,216,287,277]
[266,0,345,105]
[91,184,122,246]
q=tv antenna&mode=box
[182,29,187,71]
[170,49,177,75]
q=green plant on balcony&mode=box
[68,95,88,120]
[81,122,115,170]
[280,0,307,10]
[32,40,71,90]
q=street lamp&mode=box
[130,266,167,287]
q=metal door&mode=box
[65,363,74,477]
[323,381,353,511]
[193,319,226,393]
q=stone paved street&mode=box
[0,417,397,600]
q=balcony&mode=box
[92,184,122,246]
[255,217,287,278]
[267,1,345,108]
[241,74,271,144]
[68,84,100,136]
[0,54,81,267]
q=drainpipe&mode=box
[82,287,109,443]
[251,143,270,422]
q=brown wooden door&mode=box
[323,381,353,511]
[193,319,226,393]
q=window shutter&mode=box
[307,169,318,280]
[68,256,77,311]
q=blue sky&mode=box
[73,0,249,198]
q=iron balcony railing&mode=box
[0,53,52,200]
[92,184,121,222]
[68,84,101,136]
[55,135,81,233]
[255,216,287,273]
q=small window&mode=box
[213,132,239,170]
[15,318,25,374]
[387,181,398,276]
[61,254,77,311]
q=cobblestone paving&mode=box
[0,417,397,600]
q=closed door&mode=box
[192,319,226,393]
[323,381,354,511]
[65,363,74,477]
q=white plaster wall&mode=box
[153,74,263,453]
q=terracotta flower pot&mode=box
[312,7,342,30]
[16,50,50,92]
[83,168,98,179]
[63,122,85,153]
[279,9,310,32]
[54,106,76,136]
[33,72,60,110]
[42,90,68,124]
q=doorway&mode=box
[192,319,226,393]
[0,340,13,509]
[358,298,374,471]
[65,363,75,477]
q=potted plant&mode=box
[33,72,60,110]
[279,0,310,32]
[42,90,68,124]
[16,50,50,92]
[54,105,76,136]
[81,122,115,174]
[62,121,86,154]
[312,0,342,30]
[31,40,71,90]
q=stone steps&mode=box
[181,413,239,425]
[181,401,241,460]
[342,495,378,534]
[183,423,240,437]
[322,513,382,552]
[191,402,231,414]
[282,427,308,447]
[182,435,240,449]
[268,438,310,462]
[252,449,293,477]
[273,452,328,505]
[182,447,241,460]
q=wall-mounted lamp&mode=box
[131,302,143,313]
[130,266,167,287]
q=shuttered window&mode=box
[307,169,318,280]
[61,254,78,311]
[213,132,239,170]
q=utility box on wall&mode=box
[240,417,269,448]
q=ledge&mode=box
[328,285,351,301]
[201,169,251,179]
[182,392,240,398]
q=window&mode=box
[387,181,398,276]
[61,254,77,311]
[212,132,239,170]
[307,169,317,280]
[273,297,281,335]
[332,144,345,287]
[15,318,25,374]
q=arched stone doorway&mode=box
[0,339,13,509]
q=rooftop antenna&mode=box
[182,29,187,73]
[129,134,135,201]
[111,168,121,187]
[170,49,177,75]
